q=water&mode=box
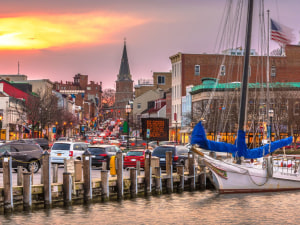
[1,190,300,224]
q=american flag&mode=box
[271,19,293,45]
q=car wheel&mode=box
[27,160,40,173]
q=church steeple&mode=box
[118,38,132,81]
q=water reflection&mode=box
[1,190,300,224]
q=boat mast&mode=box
[238,0,254,132]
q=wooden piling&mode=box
[74,160,82,182]
[184,158,189,171]
[188,152,195,191]
[102,161,107,171]
[3,151,13,212]
[17,166,23,186]
[116,151,123,199]
[199,159,206,190]
[136,161,141,176]
[23,172,32,210]
[40,165,43,184]
[154,167,162,195]
[42,151,52,207]
[63,172,72,206]
[52,164,58,183]
[177,165,184,193]
[144,150,152,194]
[101,170,109,201]
[166,151,173,193]
[83,150,92,202]
[130,168,137,198]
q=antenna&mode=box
[18,61,20,75]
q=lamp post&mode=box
[63,122,67,137]
[268,109,274,153]
[55,121,58,140]
[125,104,132,151]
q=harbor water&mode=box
[1,190,300,224]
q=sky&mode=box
[0,0,299,90]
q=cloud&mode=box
[0,12,148,50]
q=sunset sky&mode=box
[0,0,299,89]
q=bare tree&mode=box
[102,88,115,108]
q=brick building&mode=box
[169,44,300,142]
[53,73,102,129]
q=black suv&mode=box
[152,145,189,170]
[87,144,119,169]
[0,142,43,173]
[11,138,49,150]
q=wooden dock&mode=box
[0,150,209,213]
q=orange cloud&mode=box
[0,12,148,50]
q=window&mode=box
[137,103,141,109]
[87,87,91,90]
[220,65,226,76]
[271,66,276,77]
[157,76,165,85]
[194,65,200,76]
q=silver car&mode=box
[50,141,88,164]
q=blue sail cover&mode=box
[191,121,293,159]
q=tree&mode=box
[102,88,115,108]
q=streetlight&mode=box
[55,121,58,140]
[268,109,274,153]
[125,104,132,151]
[63,122,67,137]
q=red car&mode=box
[124,149,146,168]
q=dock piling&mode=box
[83,150,92,202]
[101,170,109,201]
[23,172,32,210]
[3,151,13,213]
[42,151,52,207]
[166,151,173,193]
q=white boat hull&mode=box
[204,155,300,193]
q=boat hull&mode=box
[205,156,300,194]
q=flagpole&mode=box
[267,10,271,152]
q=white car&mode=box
[50,141,88,164]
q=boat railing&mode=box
[272,156,300,174]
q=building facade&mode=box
[169,44,300,143]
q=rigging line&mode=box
[214,0,232,53]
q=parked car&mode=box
[50,141,88,164]
[108,139,121,147]
[22,138,49,150]
[0,142,43,173]
[152,145,189,170]
[124,149,146,168]
[87,144,119,169]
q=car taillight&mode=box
[69,151,73,157]
[173,155,179,161]
[99,154,107,157]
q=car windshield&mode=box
[127,151,144,156]
[52,143,70,150]
[88,147,106,154]
[153,146,175,156]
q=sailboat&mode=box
[191,0,300,193]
